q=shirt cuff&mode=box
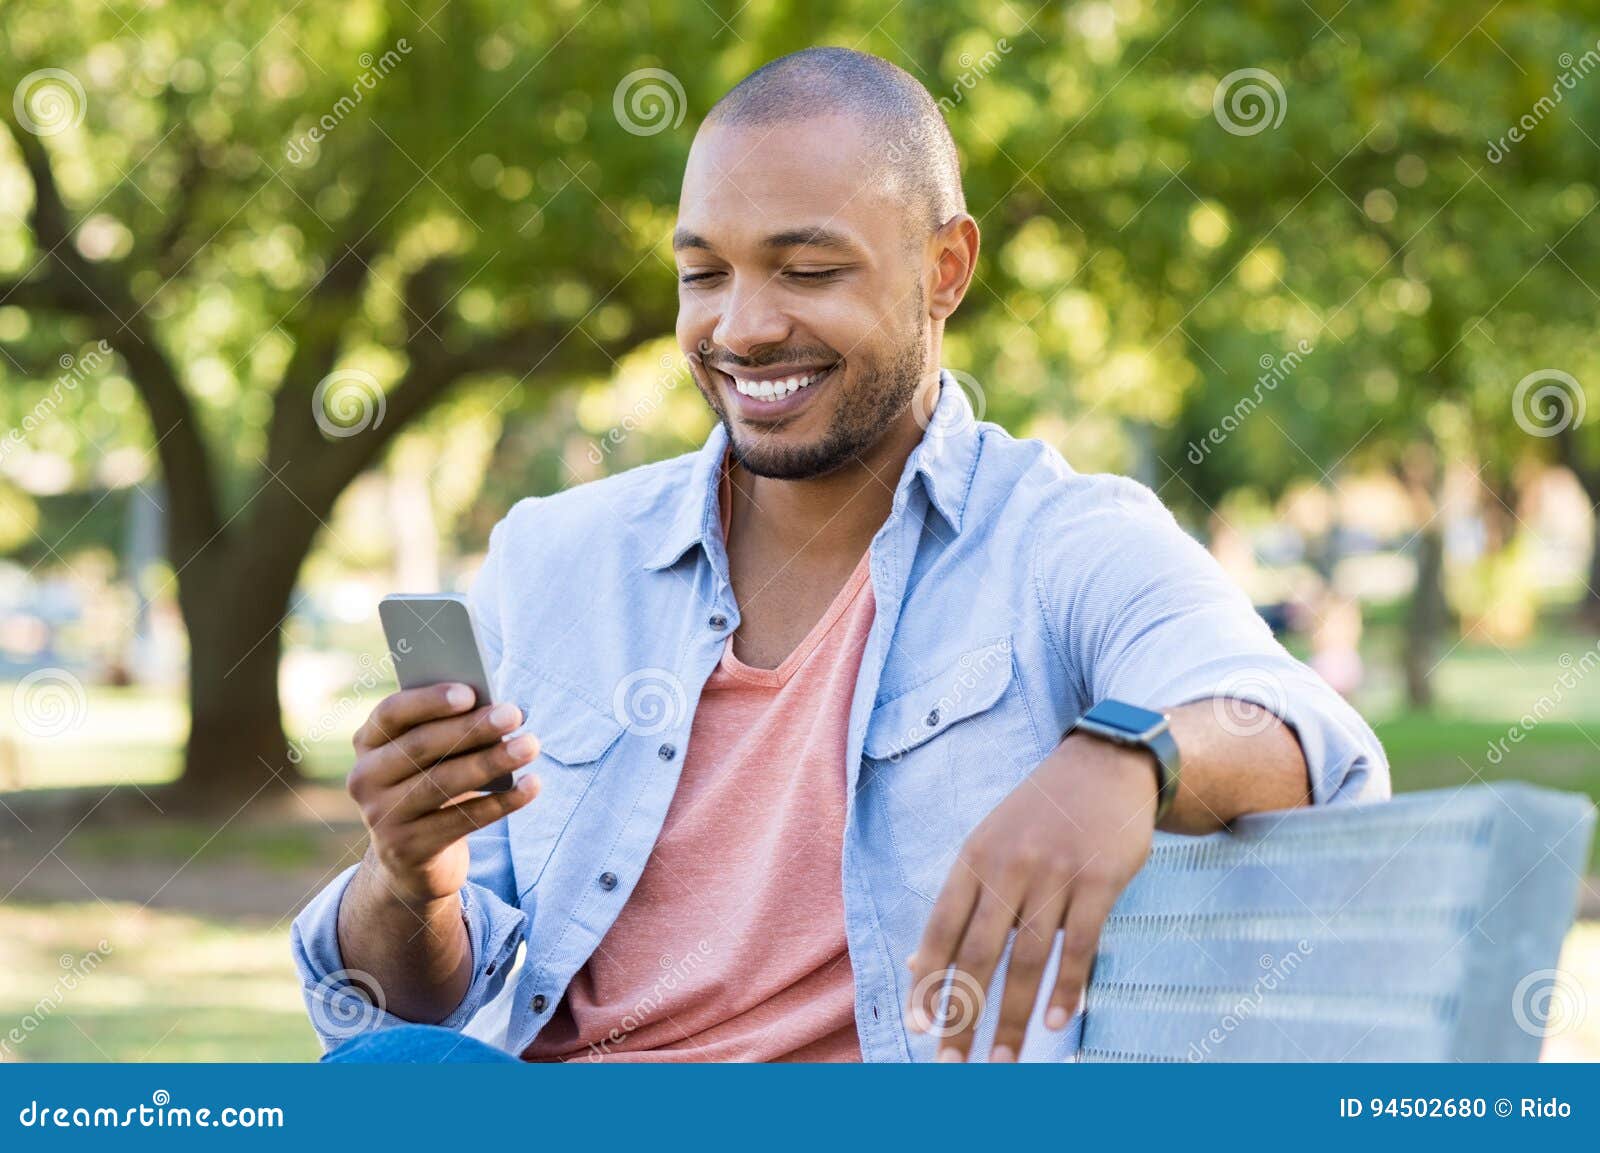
[1171,661,1391,808]
[290,863,529,1053]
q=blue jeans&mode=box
[323,1024,522,1063]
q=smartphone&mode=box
[378,593,515,793]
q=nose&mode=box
[712,276,791,359]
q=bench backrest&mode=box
[1080,784,1595,1061]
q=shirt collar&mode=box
[643,369,980,572]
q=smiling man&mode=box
[293,47,1388,1063]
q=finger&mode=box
[355,684,477,751]
[988,883,1071,1062]
[936,891,1020,1062]
[386,734,542,820]
[402,774,541,858]
[1046,887,1116,1029]
[368,702,524,786]
[905,856,981,1033]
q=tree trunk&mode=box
[1404,525,1447,709]
[1397,445,1448,710]
[169,543,307,811]
[1585,502,1600,630]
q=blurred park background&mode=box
[1,0,1598,1060]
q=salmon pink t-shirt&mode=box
[523,465,871,1062]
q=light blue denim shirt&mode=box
[292,372,1389,1061]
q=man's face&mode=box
[674,115,933,479]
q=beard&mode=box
[697,289,931,481]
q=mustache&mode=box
[693,342,839,372]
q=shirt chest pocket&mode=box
[498,668,627,899]
[861,637,1045,902]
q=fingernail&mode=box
[937,1047,964,1063]
[489,703,521,728]
[905,1006,925,1033]
[990,1045,1016,1063]
[905,953,918,970]
[446,685,474,710]
[1045,1006,1070,1030]
[506,736,537,760]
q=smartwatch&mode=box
[1067,700,1181,821]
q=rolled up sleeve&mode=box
[289,860,529,1052]
[1037,477,1390,806]
[290,514,532,1052]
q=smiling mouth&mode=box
[717,362,839,403]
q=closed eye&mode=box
[784,268,845,282]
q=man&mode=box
[293,47,1388,1063]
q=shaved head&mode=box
[704,47,966,236]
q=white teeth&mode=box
[730,369,829,401]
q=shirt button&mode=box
[708,613,728,630]
[658,743,676,761]
[531,993,547,1013]
[925,707,940,727]
[598,871,619,891]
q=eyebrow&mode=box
[671,226,862,254]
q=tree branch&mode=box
[2,111,224,562]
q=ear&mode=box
[926,214,980,322]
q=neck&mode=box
[727,373,939,565]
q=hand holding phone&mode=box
[340,595,541,909]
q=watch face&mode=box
[1084,700,1167,740]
